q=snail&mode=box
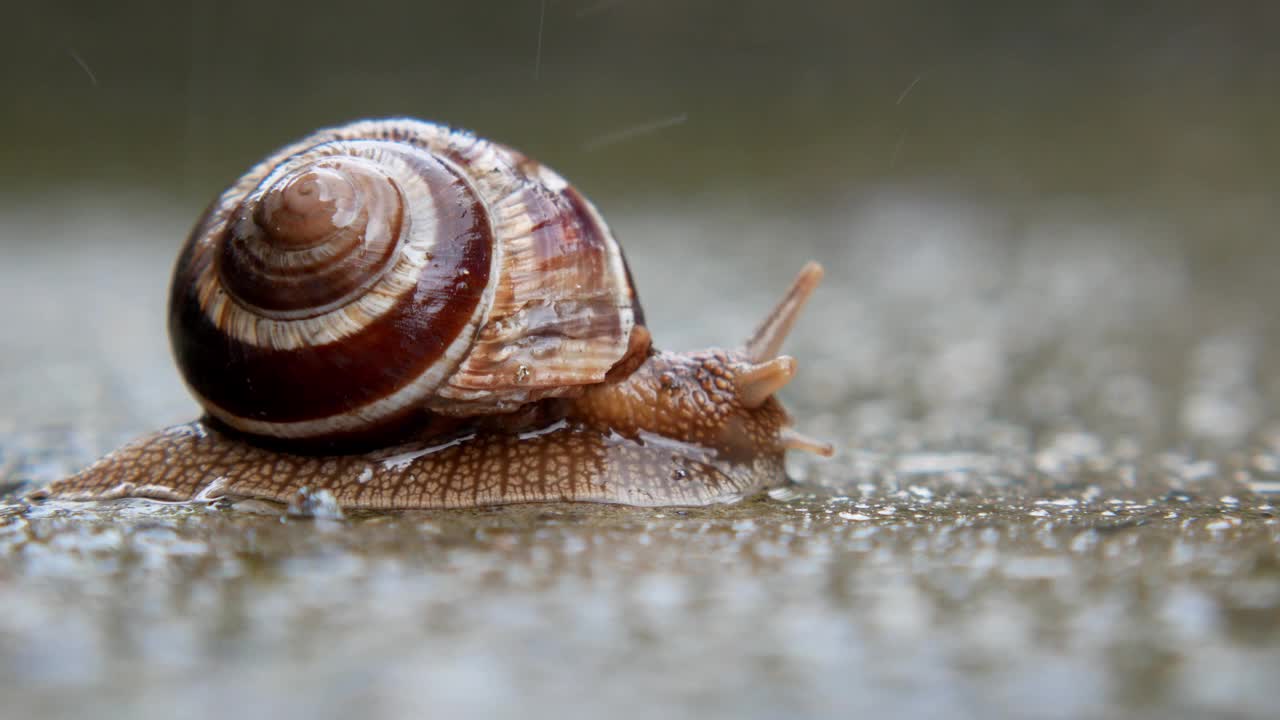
[32,118,832,510]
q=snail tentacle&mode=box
[743,261,824,363]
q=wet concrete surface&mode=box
[2,189,1280,719]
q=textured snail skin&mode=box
[35,349,810,508]
[33,118,832,509]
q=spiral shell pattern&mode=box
[169,119,643,444]
[218,158,407,318]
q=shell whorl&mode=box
[168,119,644,445]
[218,157,407,318]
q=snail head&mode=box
[573,262,833,463]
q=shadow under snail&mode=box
[33,117,832,510]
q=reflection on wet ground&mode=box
[2,496,1277,720]
[3,189,1280,719]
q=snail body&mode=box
[36,118,831,510]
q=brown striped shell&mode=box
[169,118,645,445]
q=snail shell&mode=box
[34,118,832,510]
[171,118,644,444]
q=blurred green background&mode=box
[4,1,1277,203]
